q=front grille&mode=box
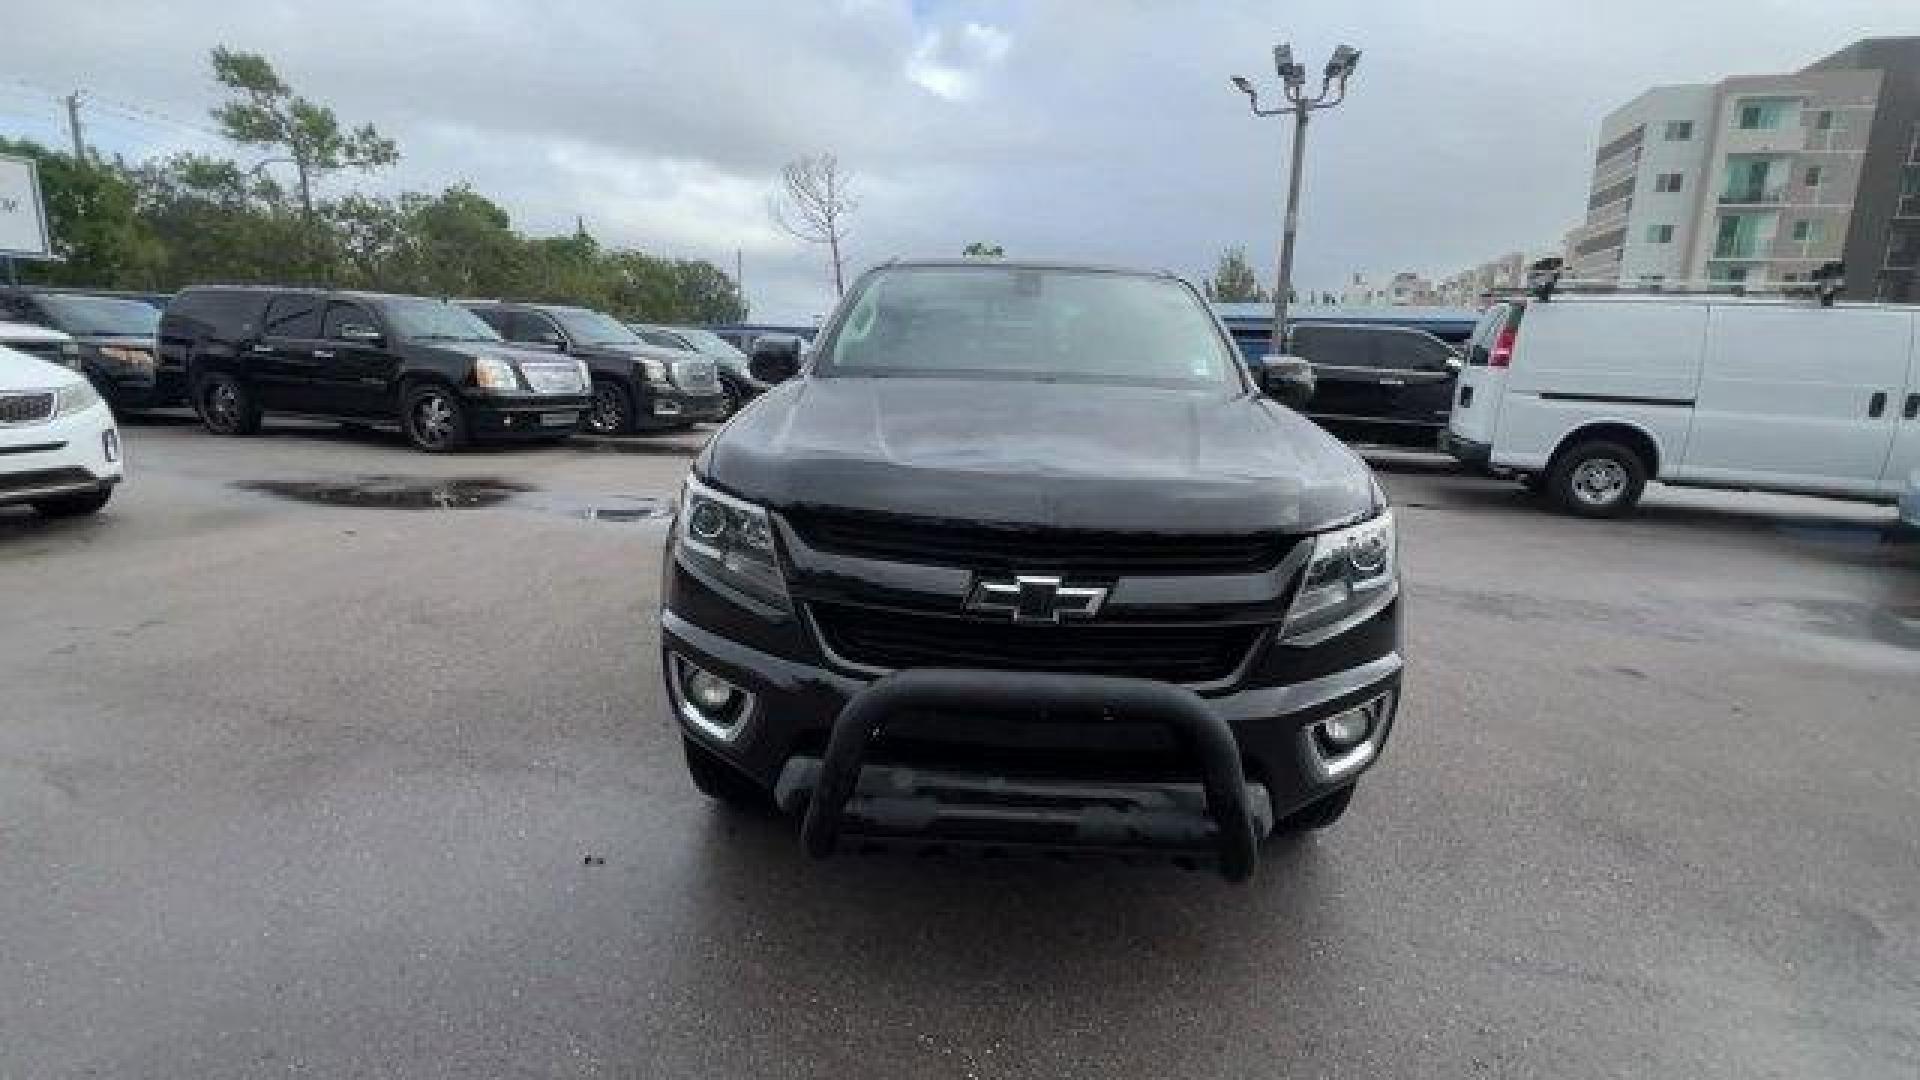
[812,603,1262,685]
[787,508,1290,577]
[0,466,92,495]
[0,391,57,426]
[520,361,585,395]
[671,358,718,393]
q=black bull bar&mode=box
[793,668,1266,882]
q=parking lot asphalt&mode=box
[3,416,1917,1079]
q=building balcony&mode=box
[1713,239,1764,260]
[1719,187,1788,206]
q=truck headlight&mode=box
[1280,511,1396,645]
[99,346,155,369]
[637,358,669,384]
[54,380,101,417]
[474,355,521,391]
[676,473,788,611]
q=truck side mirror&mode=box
[750,334,803,384]
[1258,354,1315,408]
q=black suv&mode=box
[464,302,725,435]
[1285,322,1460,445]
[0,287,175,411]
[659,261,1402,880]
[161,287,591,451]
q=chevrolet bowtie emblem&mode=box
[965,575,1108,624]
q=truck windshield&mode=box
[34,293,160,337]
[818,266,1241,388]
[378,297,502,342]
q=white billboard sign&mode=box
[0,153,53,259]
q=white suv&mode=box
[1,342,124,517]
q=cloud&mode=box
[4,0,1919,322]
[906,21,1012,102]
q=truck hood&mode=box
[705,376,1376,534]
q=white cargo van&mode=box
[1443,294,1920,517]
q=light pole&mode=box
[1232,43,1360,358]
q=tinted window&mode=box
[1290,326,1374,368]
[821,266,1238,387]
[1465,304,1514,367]
[468,307,511,335]
[549,307,641,345]
[322,302,378,339]
[0,293,40,322]
[505,311,561,344]
[638,329,690,350]
[263,295,324,339]
[1377,332,1455,372]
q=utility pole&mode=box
[64,92,85,161]
[1231,43,1360,357]
[735,248,745,316]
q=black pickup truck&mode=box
[656,260,1403,881]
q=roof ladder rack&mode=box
[1495,258,1846,306]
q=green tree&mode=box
[1202,246,1269,303]
[209,46,397,274]
[962,241,1004,259]
[1,137,163,288]
[130,151,306,286]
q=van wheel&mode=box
[584,378,632,435]
[401,383,469,452]
[197,374,261,436]
[683,738,775,813]
[1280,785,1354,832]
[1548,440,1646,517]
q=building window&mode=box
[1804,165,1822,187]
[1814,110,1834,131]
[1646,223,1674,244]
[1738,99,1793,130]
[1655,173,1684,193]
[1664,120,1693,141]
[1791,219,1824,244]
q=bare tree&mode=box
[769,153,856,297]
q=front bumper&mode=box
[634,387,728,428]
[660,588,1401,877]
[467,393,590,439]
[0,401,124,506]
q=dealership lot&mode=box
[2,420,1917,1078]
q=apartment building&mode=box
[1567,37,1920,299]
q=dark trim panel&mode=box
[1538,392,1694,408]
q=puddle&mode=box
[241,476,532,510]
[238,476,672,525]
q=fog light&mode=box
[655,400,683,416]
[1318,709,1373,752]
[670,654,753,741]
[684,666,737,714]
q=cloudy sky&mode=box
[7,0,1920,321]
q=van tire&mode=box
[1548,440,1646,517]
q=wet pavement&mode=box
[2,421,1917,1078]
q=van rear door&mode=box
[1877,313,1920,498]
[1681,305,1909,495]
[1446,302,1518,449]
